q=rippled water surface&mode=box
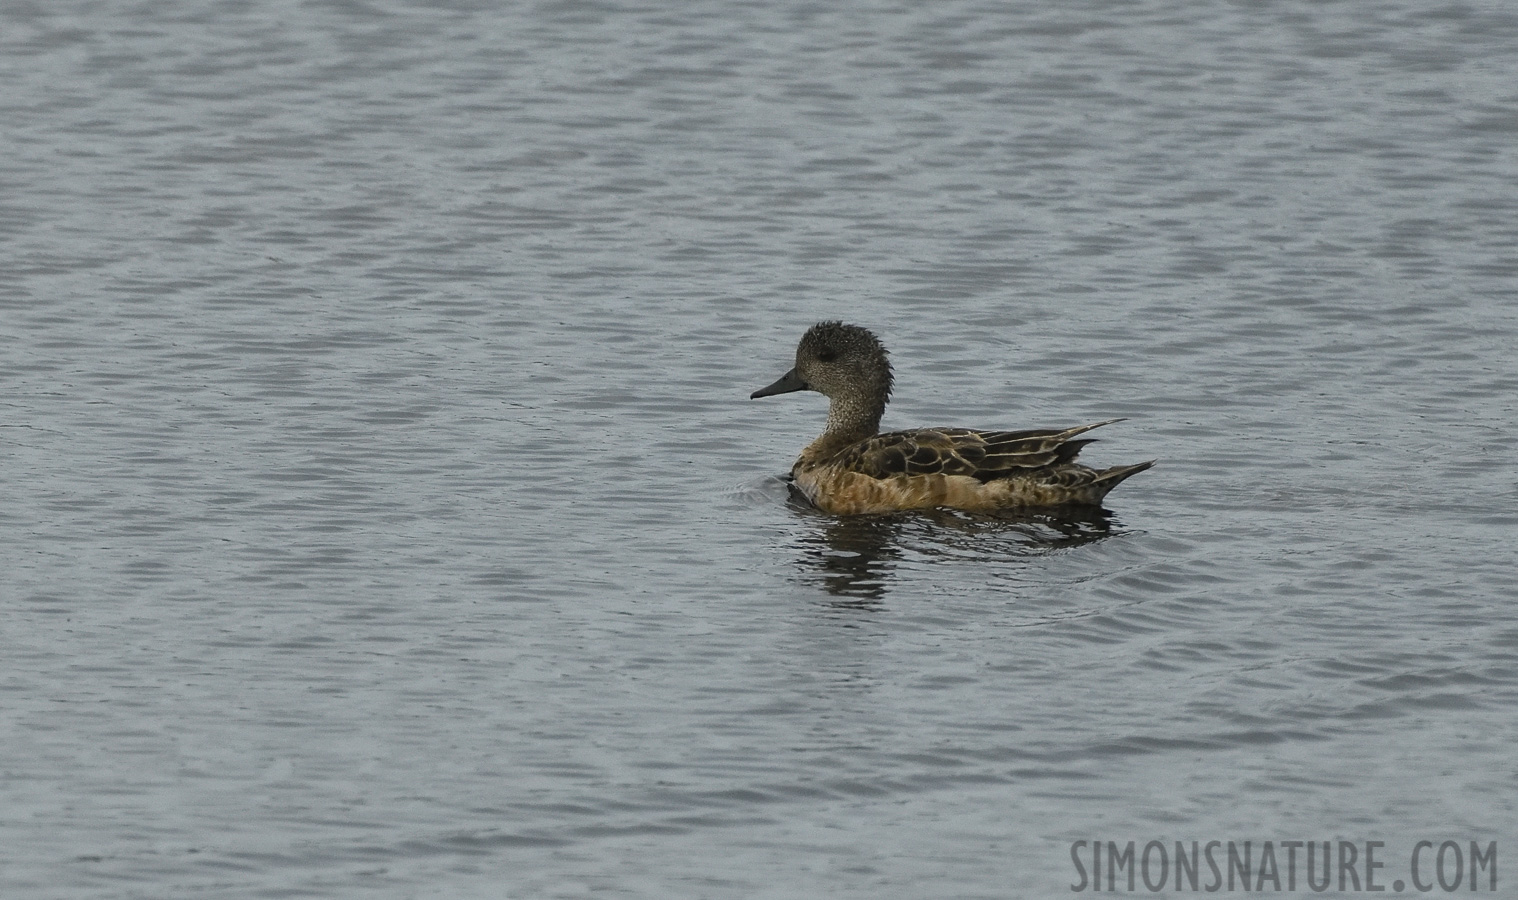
[4,1,1517,897]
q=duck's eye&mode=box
[817,349,838,363]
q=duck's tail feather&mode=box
[1094,459,1156,493]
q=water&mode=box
[3,1,1517,897]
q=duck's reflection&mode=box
[792,493,1121,602]
[795,509,906,605]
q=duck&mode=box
[750,322,1154,515]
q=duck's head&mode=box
[751,321,893,406]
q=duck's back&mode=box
[793,420,1153,515]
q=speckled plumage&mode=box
[751,322,1153,515]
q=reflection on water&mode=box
[792,495,1122,602]
[795,509,905,605]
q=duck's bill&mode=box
[750,368,809,398]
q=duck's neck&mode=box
[825,392,884,440]
[800,394,884,463]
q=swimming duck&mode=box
[751,322,1153,515]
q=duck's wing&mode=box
[840,419,1124,482]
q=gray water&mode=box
[3,1,1517,897]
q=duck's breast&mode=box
[794,466,1009,515]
